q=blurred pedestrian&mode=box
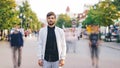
[89,30,100,68]
[38,11,66,68]
[10,25,24,68]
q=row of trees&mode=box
[56,14,80,28]
[0,0,41,31]
[82,0,120,27]
[56,14,71,28]
[18,1,41,30]
[0,0,18,30]
[0,0,41,40]
[1,0,119,31]
[56,0,120,29]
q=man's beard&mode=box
[48,22,54,26]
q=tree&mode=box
[83,0,120,27]
[56,14,71,28]
[112,0,120,11]
[0,0,20,30]
[18,1,41,31]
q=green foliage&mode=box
[56,14,71,28]
[112,0,120,11]
[0,0,19,30]
[18,1,41,31]
[83,0,120,27]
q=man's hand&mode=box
[38,59,43,66]
[59,59,65,67]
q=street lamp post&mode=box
[19,13,25,28]
[19,13,23,28]
[27,17,32,29]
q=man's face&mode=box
[47,15,56,27]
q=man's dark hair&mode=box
[47,11,56,18]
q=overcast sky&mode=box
[29,0,99,20]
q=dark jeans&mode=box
[11,46,22,68]
[90,46,99,59]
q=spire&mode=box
[66,6,70,12]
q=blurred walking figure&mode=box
[10,25,24,68]
[38,11,66,68]
[89,30,100,68]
